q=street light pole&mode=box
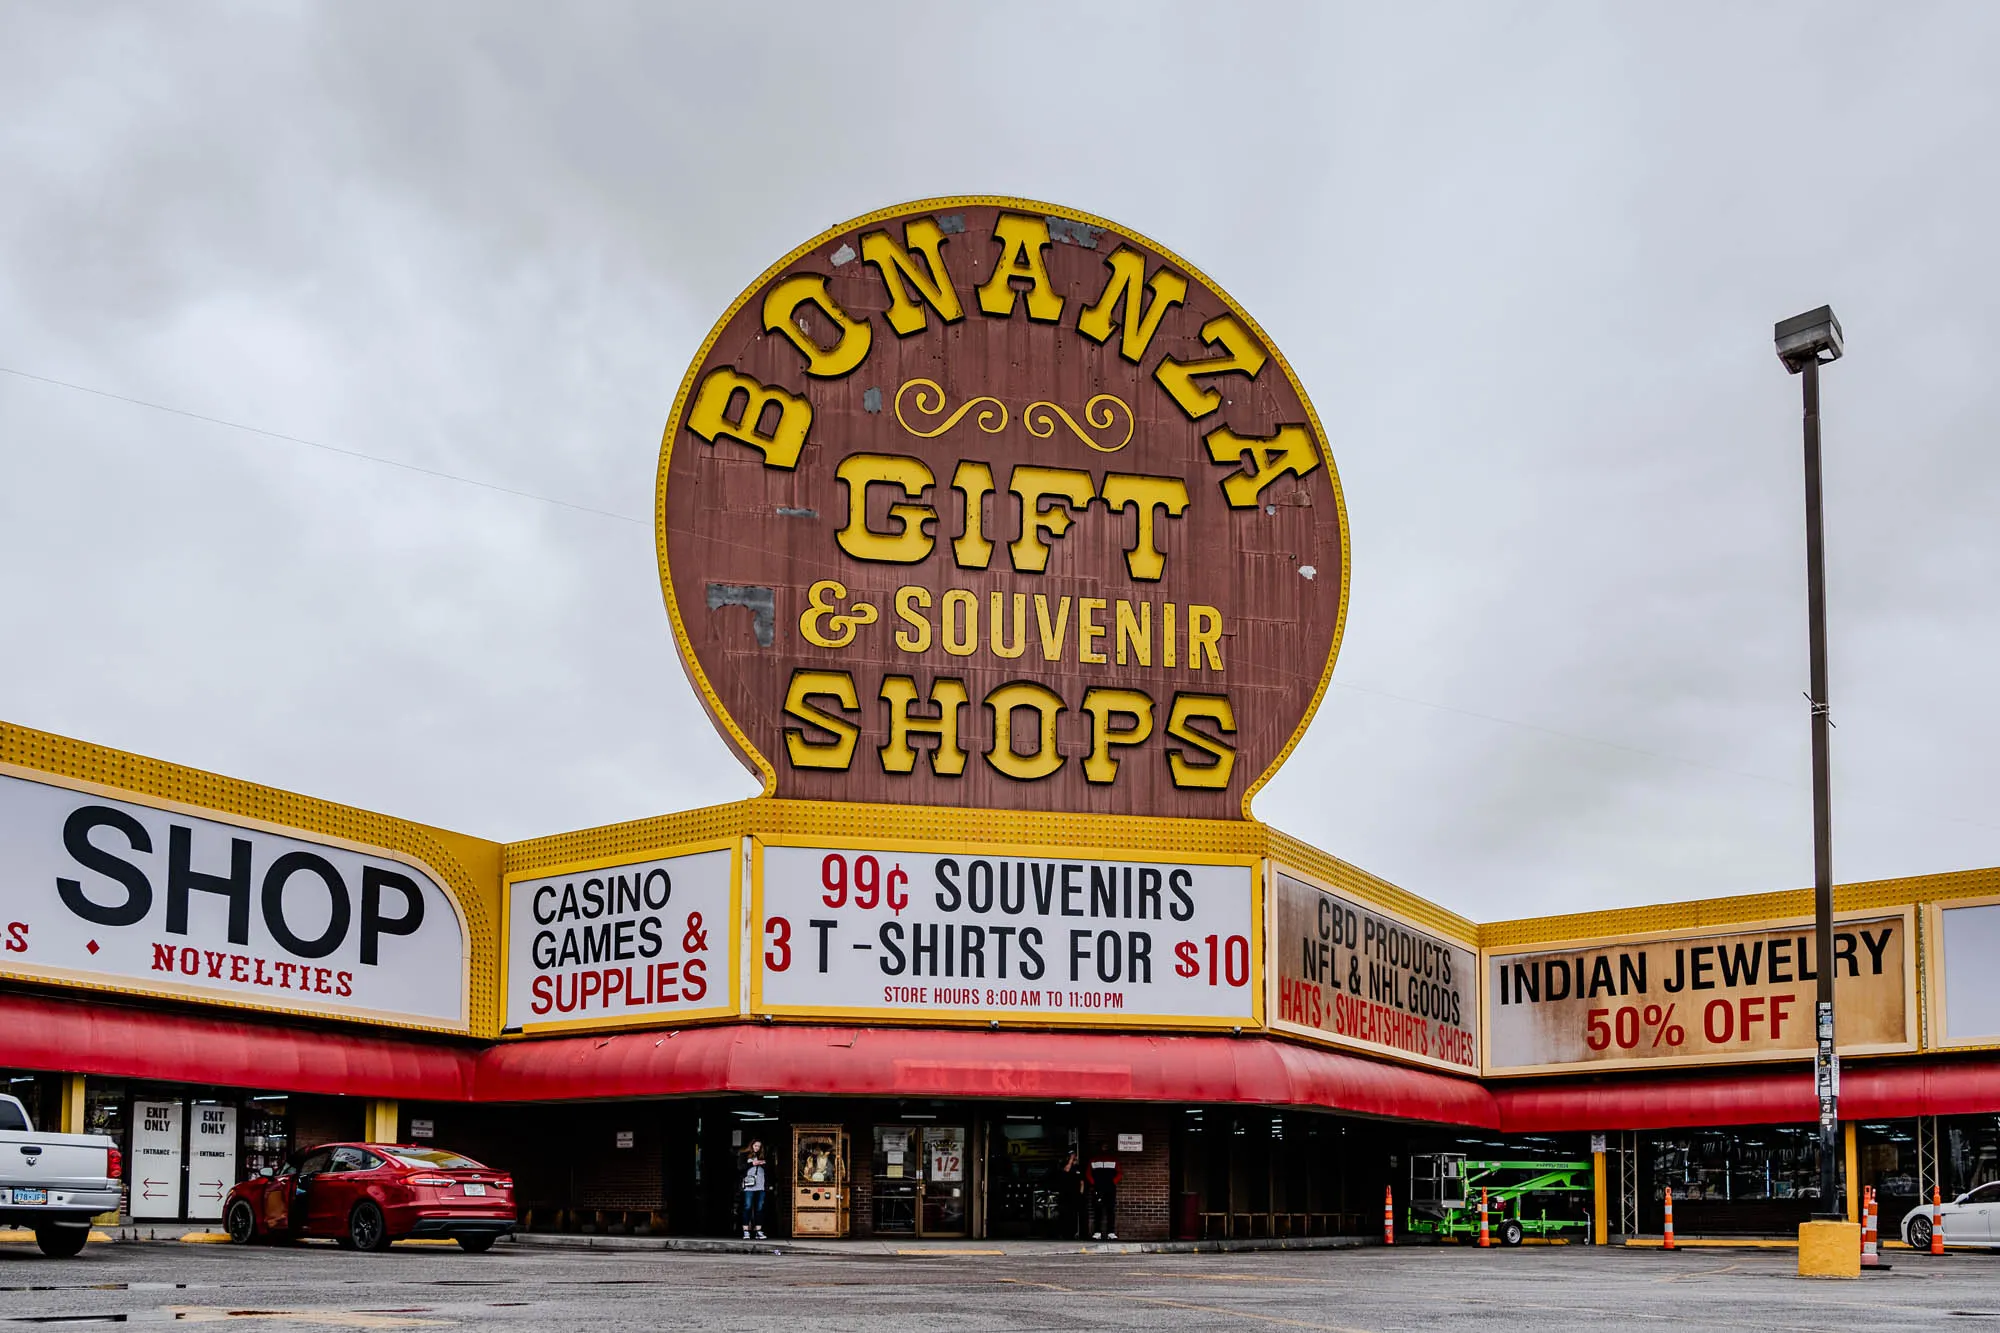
[1775,305,1844,1219]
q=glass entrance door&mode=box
[872,1126,918,1235]
[919,1126,968,1237]
[872,1124,971,1236]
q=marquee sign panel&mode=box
[658,197,1348,820]
[0,767,468,1031]
[1483,909,1915,1075]
[752,837,1260,1028]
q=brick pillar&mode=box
[1086,1107,1171,1240]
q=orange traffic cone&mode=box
[1663,1185,1676,1251]
[1861,1184,1884,1269]
[1383,1185,1394,1246]
[1932,1186,1945,1256]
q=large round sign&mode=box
[657,197,1348,819]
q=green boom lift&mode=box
[1406,1153,1593,1246]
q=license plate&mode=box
[461,1183,486,1196]
[11,1188,46,1204]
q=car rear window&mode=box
[385,1149,483,1170]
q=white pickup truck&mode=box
[0,1093,122,1256]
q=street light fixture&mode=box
[1774,303,1843,1220]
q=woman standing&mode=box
[740,1139,768,1240]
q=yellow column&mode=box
[365,1099,399,1144]
[58,1074,86,1134]
[1593,1150,1608,1246]
[1844,1122,1859,1224]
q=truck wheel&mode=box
[225,1200,257,1245]
[455,1234,496,1253]
[35,1225,89,1258]
[348,1201,391,1253]
[1500,1220,1524,1247]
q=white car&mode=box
[1902,1181,2000,1251]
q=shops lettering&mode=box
[783,670,1238,791]
[54,804,426,965]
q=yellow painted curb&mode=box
[394,1239,462,1247]
[0,1229,111,1243]
[1624,1237,1799,1249]
[180,1231,233,1244]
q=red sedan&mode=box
[223,1143,515,1252]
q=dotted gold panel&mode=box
[1480,865,2000,951]
[1,721,502,1038]
[1264,827,1478,943]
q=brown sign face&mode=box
[1484,913,1915,1074]
[1270,871,1479,1073]
[657,197,1348,817]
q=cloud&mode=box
[2,0,1997,921]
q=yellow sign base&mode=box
[1797,1220,1860,1278]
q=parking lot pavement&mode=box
[2,1237,1998,1331]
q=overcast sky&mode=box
[3,1,1996,924]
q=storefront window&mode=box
[1645,1125,1824,1234]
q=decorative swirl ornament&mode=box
[893,378,1007,438]
[1023,393,1135,453]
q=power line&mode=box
[9,360,1997,838]
[0,363,648,525]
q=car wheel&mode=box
[455,1234,496,1254]
[1909,1214,1934,1251]
[348,1201,391,1253]
[1500,1220,1524,1247]
[34,1225,89,1258]
[225,1200,258,1245]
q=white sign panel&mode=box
[187,1104,237,1220]
[131,1100,184,1219]
[506,847,736,1031]
[1936,900,2000,1048]
[0,771,467,1030]
[755,844,1258,1026]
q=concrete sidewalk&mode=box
[503,1231,1376,1257]
[65,1225,1371,1255]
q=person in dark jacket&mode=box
[1055,1150,1086,1240]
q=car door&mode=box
[1958,1181,2000,1242]
[306,1147,370,1236]
[262,1161,301,1234]
[289,1150,331,1235]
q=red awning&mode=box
[10,986,2000,1130]
[474,1023,1500,1126]
[0,991,475,1101]
[1495,1059,2000,1132]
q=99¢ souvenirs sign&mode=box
[753,841,1259,1027]
[658,197,1348,818]
[0,768,467,1031]
[1269,870,1478,1073]
[1484,910,1915,1075]
[505,846,738,1032]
